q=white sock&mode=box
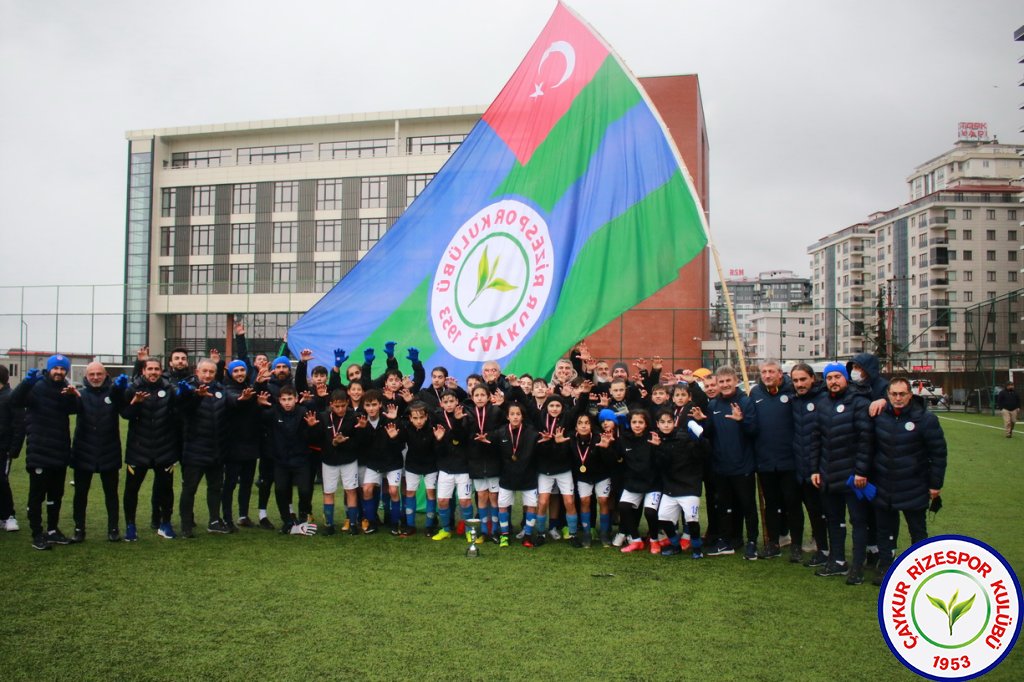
[258,509,268,520]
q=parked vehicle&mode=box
[908,378,947,406]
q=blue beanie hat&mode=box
[227,359,247,374]
[598,408,618,424]
[47,354,71,372]
[823,362,849,381]
[272,356,291,369]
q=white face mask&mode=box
[850,369,864,383]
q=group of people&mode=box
[0,330,953,586]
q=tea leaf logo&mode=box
[927,589,977,636]
[470,246,519,306]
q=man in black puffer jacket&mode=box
[789,363,829,568]
[70,362,128,543]
[870,377,947,585]
[122,358,180,541]
[177,358,229,537]
[810,362,873,585]
[10,354,79,550]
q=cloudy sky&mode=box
[0,0,1021,349]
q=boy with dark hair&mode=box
[316,387,360,535]
[356,388,404,535]
[654,409,709,558]
[431,390,472,540]
[400,401,438,535]
[257,385,318,535]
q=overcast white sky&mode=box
[0,1,1021,309]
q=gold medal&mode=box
[579,465,587,473]
[511,455,518,462]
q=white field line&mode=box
[937,415,1007,432]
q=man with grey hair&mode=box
[70,361,130,542]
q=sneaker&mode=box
[758,543,781,560]
[691,550,704,560]
[224,520,239,533]
[401,526,416,537]
[815,560,849,578]
[570,534,584,549]
[804,550,829,568]
[548,528,561,541]
[846,567,864,585]
[71,528,86,544]
[789,546,803,564]
[455,520,466,536]
[580,532,592,549]
[237,516,254,528]
[424,526,436,537]
[499,535,510,548]
[679,537,692,551]
[32,534,52,551]
[180,527,195,539]
[649,539,662,555]
[522,534,534,548]
[390,525,402,536]
[621,539,645,553]
[490,533,501,545]
[599,531,612,548]
[107,528,121,542]
[364,521,378,535]
[258,518,275,531]
[779,533,792,548]
[207,520,230,534]
[340,519,351,533]
[47,529,71,545]
[124,524,138,542]
[661,544,682,557]
[561,526,570,540]
[515,527,526,540]
[5,516,19,532]
[322,525,336,536]
[533,532,546,547]
[744,541,758,561]
[474,533,485,545]
[432,528,451,541]
[706,540,735,557]
[157,523,177,540]
[865,550,880,569]
[612,532,626,548]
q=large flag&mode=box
[287,2,708,379]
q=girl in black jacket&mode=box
[602,408,660,554]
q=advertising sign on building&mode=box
[957,122,989,141]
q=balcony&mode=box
[929,237,949,246]
[849,260,865,272]
[930,308,951,329]
[929,215,949,230]
[929,247,949,269]
[929,278,949,288]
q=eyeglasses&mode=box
[889,392,910,398]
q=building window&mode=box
[947,271,957,281]
[406,173,434,206]
[189,265,213,295]
[359,218,387,250]
[171,149,230,168]
[316,179,343,210]
[1009,230,1018,241]
[963,210,972,220]
[158,266,174,295]
[1009,210,1017,221]
[161,188,176,217]
[192,185,214,216]
[963,229,973,240]
[360,177,386,208]
[948,291,957,302]
[230,263,254,294]
[315,219,342,252]
[1009,271,1019,282]
[274,181,298,212]
[987,271,997,282]
[231,223,255,255]
[964,270,973,281]
[986,229,996,240]
[406,134,467,155]
[237,144,314,165]
[271,263,296,293]
[190,225,214,256]
[319,139,394,159]
[1010,251,1018,262]
[160,226,175,257]
[233,183,256,214]
[946,229,956,240]
[963,250,972,261]
[986,250,996,261]
[986,210,996,221]
[272,222,297,253]
[314,261,341,292]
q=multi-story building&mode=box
[748,307,814,364]
[123,76,711,365]
[808,137,1023,370]
[712,269,811,345]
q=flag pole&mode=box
[707,242,750,386]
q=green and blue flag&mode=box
[288,2,708,378]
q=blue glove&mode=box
[176,379,194,397]
[847,474,864,500]
[363,348,375,364]
[113,374,130,390]
[333,348,348,369]
[24,368,42,385]
[406,347,420,363]
[384,341,397,358]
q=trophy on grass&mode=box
[465,518,481,558]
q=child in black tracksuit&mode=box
[258,386,316,534]
[399,401,439,535]
[653,409,709,558]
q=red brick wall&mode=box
[583,75,710,369]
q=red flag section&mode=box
[482,3,609,165]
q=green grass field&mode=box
[0,413,1020,681]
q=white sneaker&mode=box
[779,533,792,548]
[612,532,626,548]
[515,528,526,540]
[548,528,562,541]
[5,516,19,532]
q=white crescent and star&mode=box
[529,40,576,99]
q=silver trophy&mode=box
[465,518,481,558]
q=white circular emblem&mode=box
[104,396,112,404]
[879,535,1021,679]
[430,199,554,361]
[806,403,815,412]
[837,404,845,413]
[215,391,223,399]
[780,395,789,404]
[157,390,167,398]
[905,422,916,432]
[35,468,43,475]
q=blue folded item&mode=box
[862,481,877,501]
[847,474,864,500]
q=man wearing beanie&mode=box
[809,362,873,585]
[253,355,294,529]
[10,354,80,550]
[222,358,261,530]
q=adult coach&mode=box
[995,382,1019,438]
